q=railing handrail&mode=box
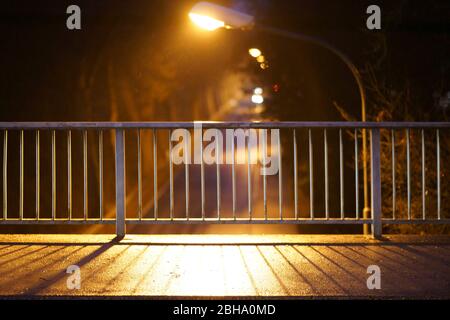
[0,121,449,130]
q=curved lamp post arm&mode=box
[256,25,370,227]
[256,25,366,122]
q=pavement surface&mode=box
[0,234,449,299]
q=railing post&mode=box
[115,129,126,237]
[370,128,382,239]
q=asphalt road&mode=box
[0,234,449,298]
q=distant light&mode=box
[254,87,263,95]
[256,55,265,63]
[273,84,279,92]
[248,48,262,58]
[251,94,264,104]
[259,63,268,70]
[189,13,225,31]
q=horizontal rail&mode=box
[0,218,373,225]
[126,218,374,225]
[0,121,449,130]
[0,219,116,225]
[2,218,450,225]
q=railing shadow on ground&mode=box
[13,236,124,296]
[1,238,448,297]
[0,246,85,290]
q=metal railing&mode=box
[0,121,448,238]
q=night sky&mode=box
[1,0,449,122]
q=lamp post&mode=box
[189,2,370,232]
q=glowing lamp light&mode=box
[251,94,264,104]
[189,13,225,31]
[248,48,262,58]
[253,87,263,95]
[189,2,254,31]
[256,55,265,63]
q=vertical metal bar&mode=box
[371,129,382,239]
[262,129,267,219]
[200,129,205,220]
[83,130,88,220]
[309,129,314,219]
[99,130,103,221]
[247,133,252,220]
[391,129,395,220]
[339,129,344,219]
[362,126,369,229]
[231,131,236,219]
[421,129,425,220]
[406,129,411,219]
[293,129,298,219]
[216,130,221,220]
[169,129,174,220]
[51,130,56,220]
[436,129,441,220]
[153,129,158,220]
[185,130,189,220]
[2,131,7,219]
[18,130,24,220]
[354,129,359,219]
[115,129,126,237]
[67,130,72,220]
[36,131,40,220]
[324,129,329,219]
[278,130,283,220]
[137,129,142,220]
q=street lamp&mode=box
[188,13,225,31]
[189,1,370,232]
[248,48,262,58]
[189,1,254,30]
[252,87,264,104]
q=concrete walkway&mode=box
[0,234,449,298]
